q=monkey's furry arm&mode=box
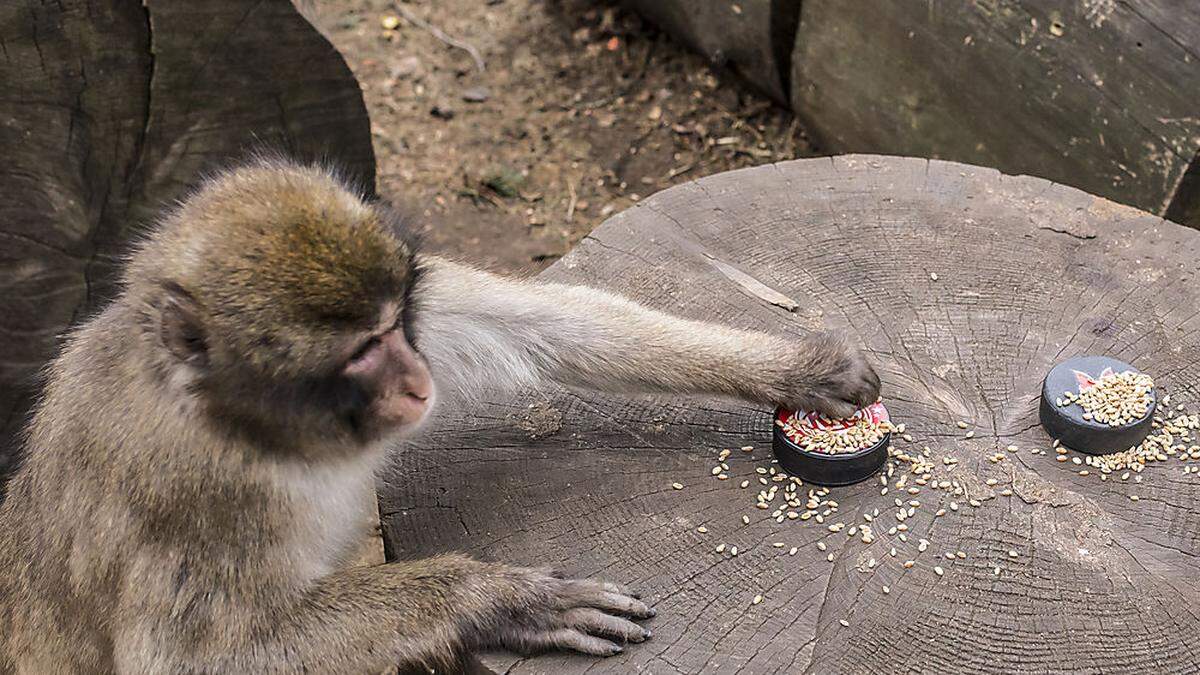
[416,257,879,417]
[117,554,652,672]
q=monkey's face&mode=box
[337,302,435,440]
[133,160,436,452]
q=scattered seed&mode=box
[934,566,944,576]
[672,482,684,490]
[839,619,850,627]
[752,594,763,605]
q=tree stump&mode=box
[0,0,375,484]
[380,155,1200,673]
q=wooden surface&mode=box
[0,0,375,486]
[623,1,1200,228]
[380,155,1200,673]
[619,0,799,104]
[790,1,1200,226]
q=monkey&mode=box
[0,158,880,673]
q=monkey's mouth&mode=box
[346,386,437,442]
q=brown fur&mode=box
[0,159,877,673]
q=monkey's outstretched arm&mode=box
[416,257,878,417]
[120,555,652,672]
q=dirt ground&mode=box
[307,0,816,275]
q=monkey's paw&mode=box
[771,331,881,419]
[497,570,655,657]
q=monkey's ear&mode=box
[159,283,209,368]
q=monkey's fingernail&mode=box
[643,629,653,639]
[648,608,657,617]
[611,645,624,655]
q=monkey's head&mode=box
[125,160,434,453]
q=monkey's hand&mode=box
[765,331,881,419]
[487,568,656,657]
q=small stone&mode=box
[462,87,490,103]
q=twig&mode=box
[663,162,696,181]
[394,4,485,73]
[566,180,578,222]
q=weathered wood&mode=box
[792,1,1200,227]
[619,0,799,104]
[0,0,375,482]
[380,155,1200,673]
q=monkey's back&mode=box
[0,308,141,672]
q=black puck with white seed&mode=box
[772,402,891,486]
[1039,356,1156,455]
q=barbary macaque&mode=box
[0,159,879,672]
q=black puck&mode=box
[772,403,891,486]
[1039,356,1156,455]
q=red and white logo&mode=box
[1072,367,1115,391]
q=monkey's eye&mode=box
[348,336,381,364]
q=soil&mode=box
[306,0,815,275]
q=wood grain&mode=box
[792,1,1200,227]
[380,155,1200,673]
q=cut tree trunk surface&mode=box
[0,0,375,485]
[380,155,1200,673]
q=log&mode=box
[791,1,1200,227]
[0,0,375,484]
[619,0,799,104]
[380,155,1200,672]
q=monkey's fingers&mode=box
[808,397,859,420]
[564,608,652,643]
[594,580,641,599]
[568,585,656,619]
[526,628,624,656]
